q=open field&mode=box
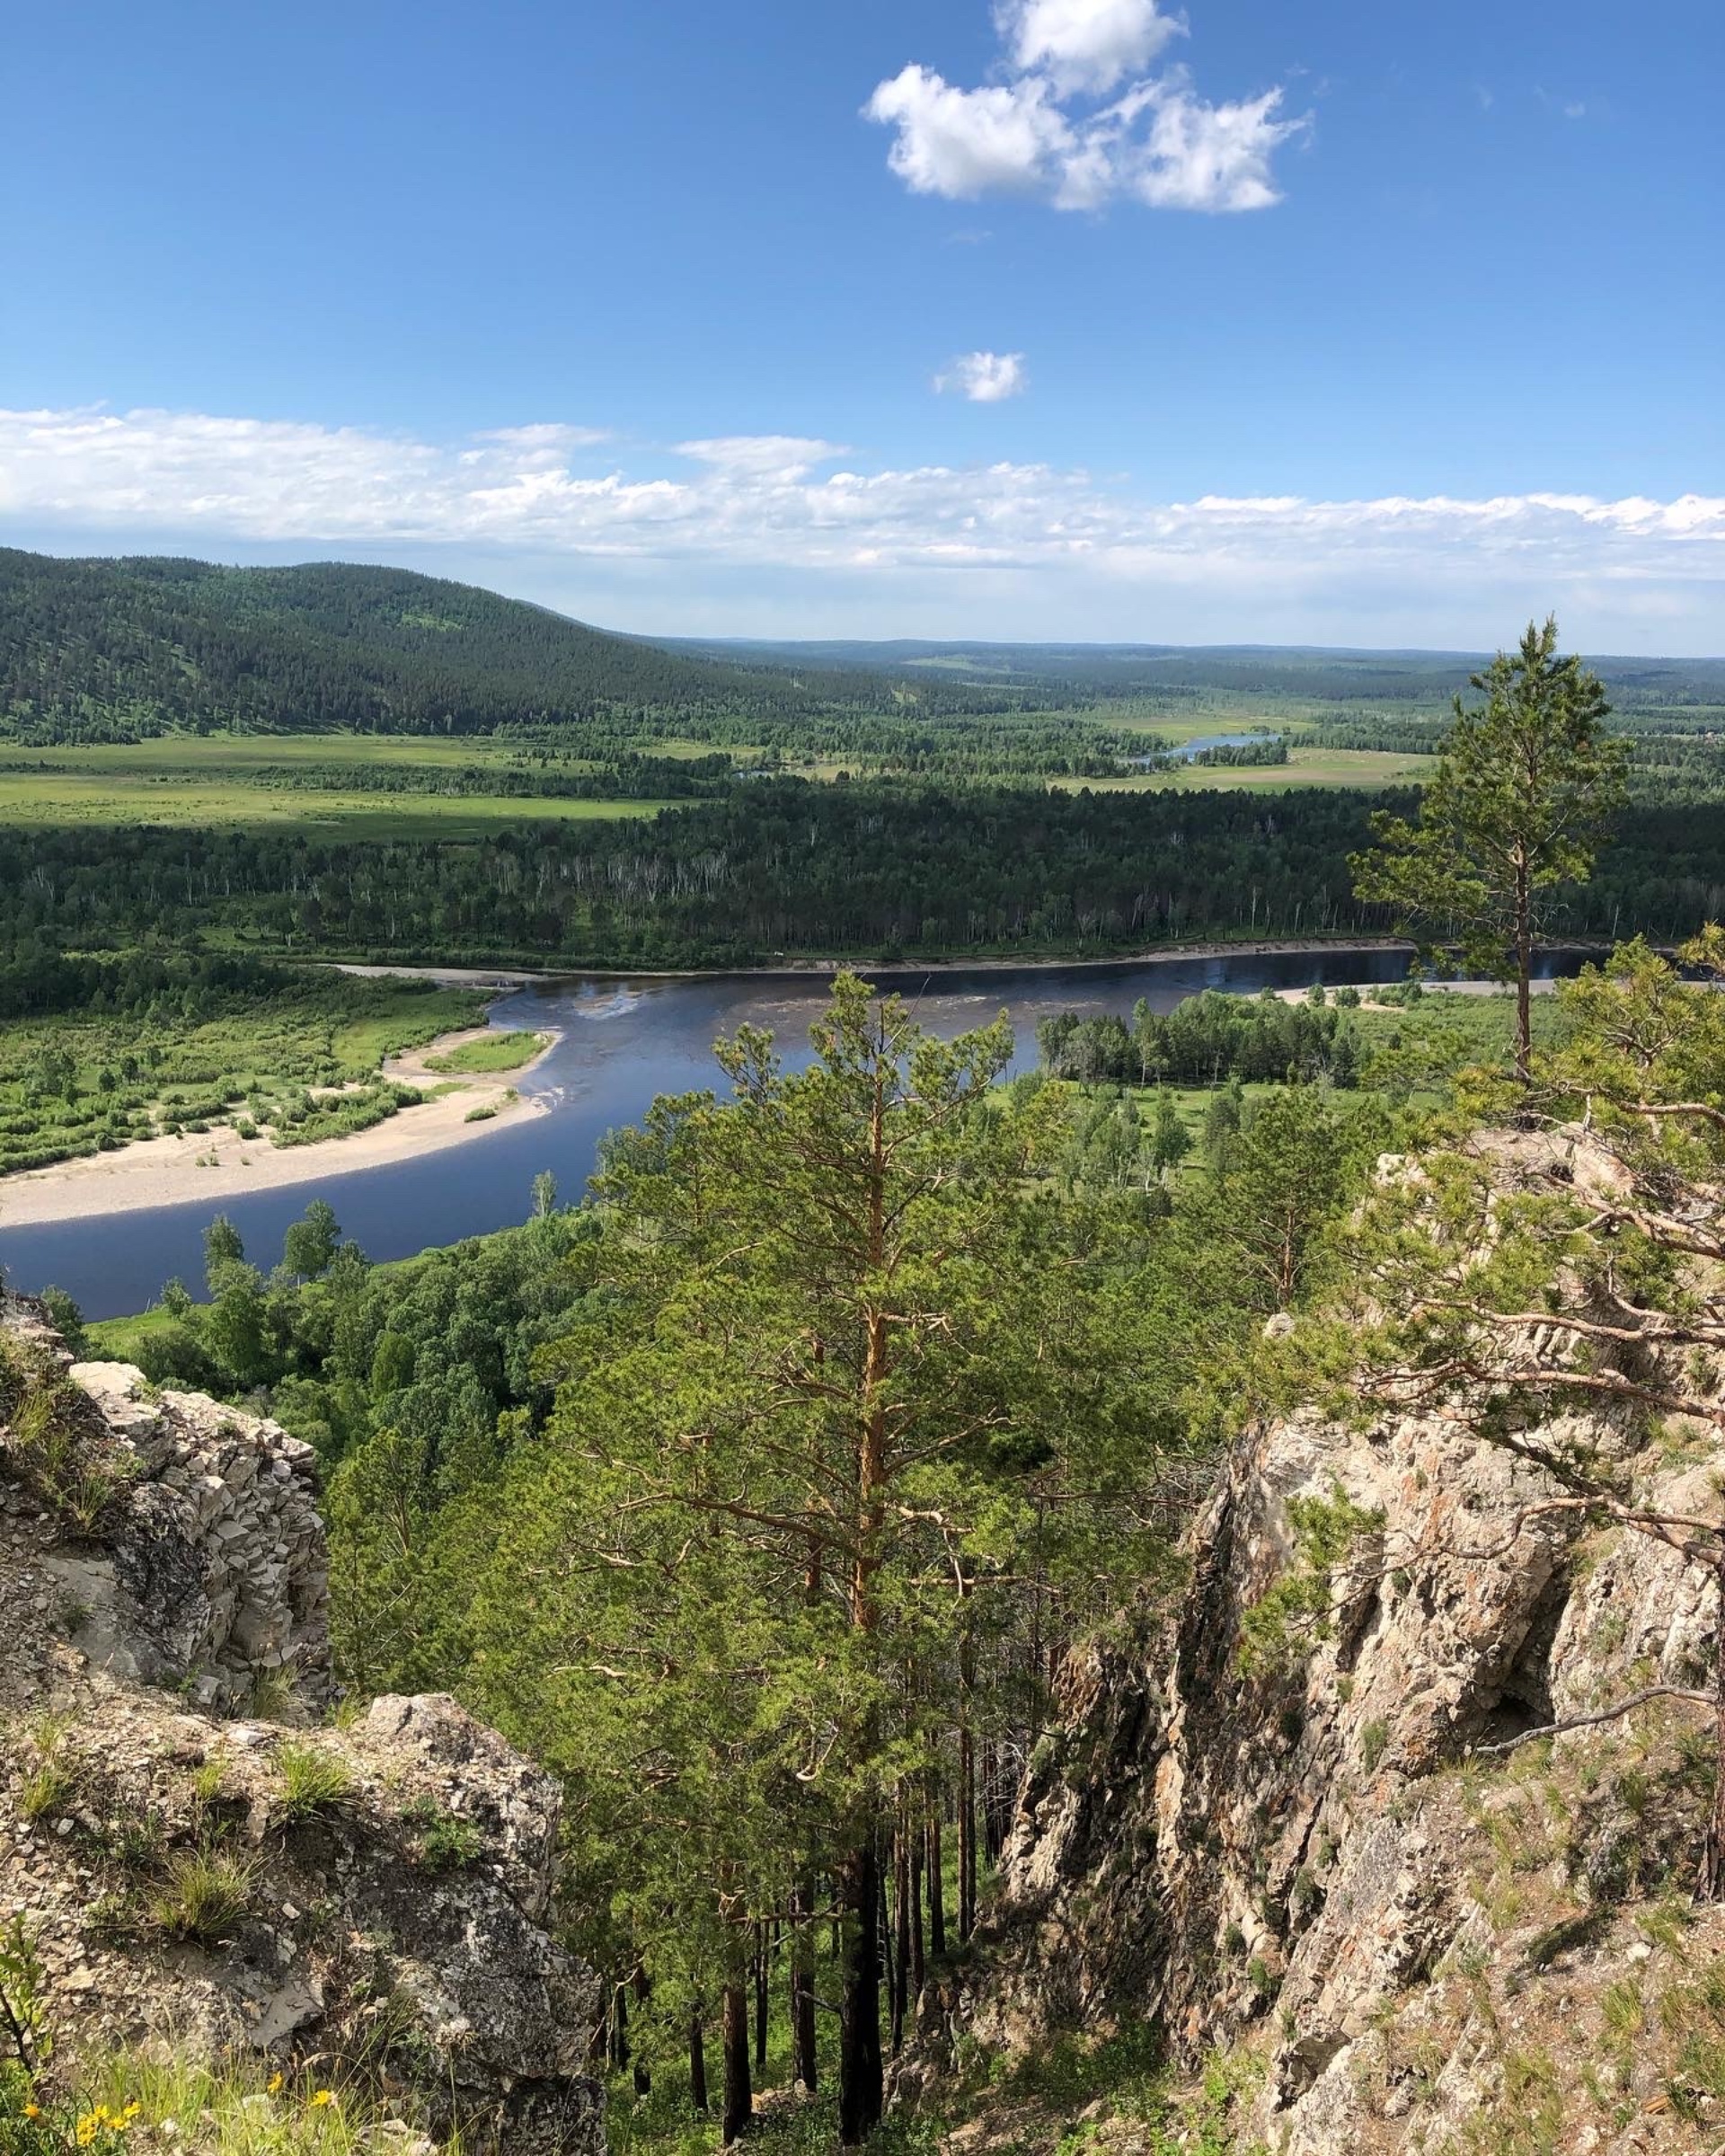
[0,723,1437,823]
[0,738,671,833]
[1056,745,1437,792]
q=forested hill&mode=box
[667,635,1725,713]
[0,549,1026,741]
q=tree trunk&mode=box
[754,1923,768,2074]
[690,2009,709,2115]
[909,1815,925,1999]
[792,1882,818,2091]
[632,1967,652,2096]
[982,1741,1004,1863]
[837,1836,884,2145]
[721,1983,752,2145]
[1515,856,1534,1085]
[879,1860,898,2054]
[610,1981,628,2072]
[891,1825,910,2055]
[959,1610,977,1941]
[959,1732,976,1940]
[927,1809,946,1957]
[1704,1554,1725,1901]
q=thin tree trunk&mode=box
[927,1809,946,1957]
[690,2008,709,2115]
[837,1836,884,2145]
[891,1824,910,2055]
[632,1967,652,2096]
[909,1811,924,2000]
[1704,1554,1725,1901]
[754,1923,768,2074]
[721,1983,752,2145]
[982,1741,1004,1863]
[959,1599,977,1941]
[792,1882,818,2091]
[610,1981,628,2072]
[879,1859,898,2050]
[1515,857,1533,1085]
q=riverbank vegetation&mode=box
[4,782,1722,979]
[0,958,485,1177]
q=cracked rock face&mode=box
[0,1303,604,2156]
[920,1383,1725,2152]
[66,1357,332,1710]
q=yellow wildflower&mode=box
[22,2102,41,2118]
[266,2075,284,2096]
[309,2090,335,2108]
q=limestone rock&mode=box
[0,1298,604,2156]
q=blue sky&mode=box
[4,0,1721,649]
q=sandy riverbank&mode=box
[0,1030,560,1230]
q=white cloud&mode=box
[675,436,844,475]
[866,0,1304,214]
[474,422,611,451]
[936,352,1030,402]
[864,68,1072,199]
[995,0,1184,96]
[3,403,1721,649]
[1117,75,1297,210]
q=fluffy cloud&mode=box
[864,69,1072,199]
[865,0,1304,213]
[996,0,1184,95]
[3,404,1721,647]
[935,352,1030,402]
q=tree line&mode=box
[4,781,1725,979]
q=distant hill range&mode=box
[665,635,1725,711]
[4,547,1720,741]
[0,549,987,741]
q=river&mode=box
[0,948,1581,1319]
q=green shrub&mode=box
[402,1797,483,1873]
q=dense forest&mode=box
[87,979,1400,2140]
[72,932,1725,2146]
[2,780,1721,977]
[0,552,1062,744]
[670,634,1725,713]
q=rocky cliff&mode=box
[0,1296,602,2155]
[908,1294,1725,2148]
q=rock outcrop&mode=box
[910,1356,1725,2150]
[0,1297,603,2155]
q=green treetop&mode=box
[1351,617,1627,1081]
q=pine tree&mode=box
[1351,617,1626,1082]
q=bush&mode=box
[402,1797,483,1873]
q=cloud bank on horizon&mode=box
[2,403,1721,652]
[865,0,1306,213]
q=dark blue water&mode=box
[0,948,1578,1318]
